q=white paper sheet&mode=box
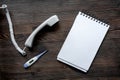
[57,11,110,72]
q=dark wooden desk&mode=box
[0,0,120,80]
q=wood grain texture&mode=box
[0,0,120,80]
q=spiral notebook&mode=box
[57,11,110,72]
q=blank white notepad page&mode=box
[57,12,110,72]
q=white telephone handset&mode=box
[24,15,59,48]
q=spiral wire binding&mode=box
[79,11,109,27]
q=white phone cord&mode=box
[3,4,26,56]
